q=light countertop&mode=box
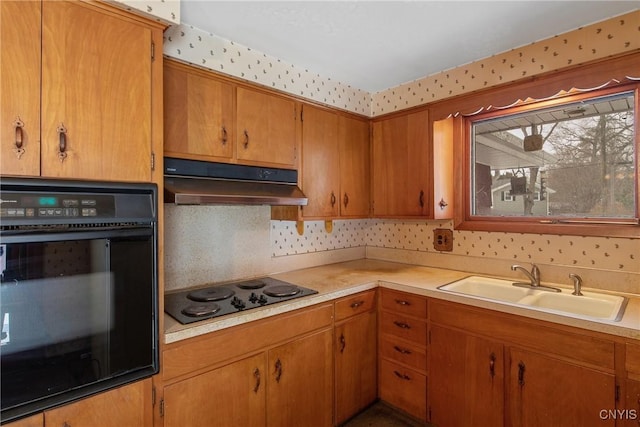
[164,259,640,344]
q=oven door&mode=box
[0,226,158,421]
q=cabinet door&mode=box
[335,310,377,425]
[3,414,42,427]
[624,379,640,427]
[429,324,504,427]
[301,105,340,218]
[236,87,297,167]
[508,348,615,427]
[41,1,153,181]
[267,329,333,427]
[371,110,430,217]
[44,378,152,427]
[0,0,41,176]
[338,115,370,217]
[163,353,266,427]
[164,61,234,160]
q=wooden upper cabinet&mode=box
[1,1,160,182]
[236,87,298,168]
[301,106,341,218]
[41,1,156,181]
[338,115,370,217]
[0,1,41,176]
[300,105,370,219]
[164,61,234,161]
[372,109,430,217]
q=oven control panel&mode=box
[0,193,115,219]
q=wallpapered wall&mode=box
[160,9,640,117]
[271,220,640,275]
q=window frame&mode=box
[431,53,640,238]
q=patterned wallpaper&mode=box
[112,0,180,25]
[271,219,640,275]
[161,9,639,117]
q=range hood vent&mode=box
[164,157,307,206]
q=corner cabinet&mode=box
[334,290,378,424]
[371,109,431,217]
[1,1,163,181]
[300,105,370,219]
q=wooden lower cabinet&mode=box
[163,354,266,427]
[625,380,640,427]
[507,347,615,427]
[267,329,333,427]
[45,378,153,427]
[378,289,428,421]
[428,324,504,427]
[334,293,377,425]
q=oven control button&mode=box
[249,292,258,303]
[258,295,268,305]
[231,296,246,309]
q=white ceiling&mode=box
[180,1,639,93]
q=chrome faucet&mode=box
[511,264,561,292]
[569,273,583,296]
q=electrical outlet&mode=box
[433,228,453,251]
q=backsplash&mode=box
[271,219,640,275]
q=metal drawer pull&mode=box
[221,126,228,145]
[275,358,283,383]
[489,352,496,378]
[57,124,68,163]
[343,193,349,208]
[518,361,526,387]
[350,300,364,309]
[339,333,346,353]
[393,370,411,381]
[393,321,411,329]
[330,191,336,207]
[394,346,412,355]
[253,368,261,393]
[243,129,249,148]
[395,299,411,306]
[13,117,25,159]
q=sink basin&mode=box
[521,292,627,322]
[438,276,628,322]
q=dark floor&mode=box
[341,401,431,427]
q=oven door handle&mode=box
[0,226,153,244]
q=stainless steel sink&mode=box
[438,276,628,322]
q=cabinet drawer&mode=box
[379,358,426,421]
[380,288,427,319]
[379,335,426,372]
[627,342,640,376]
[335,290,376,321]
[380,310,427,345]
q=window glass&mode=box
[471,91,635,219]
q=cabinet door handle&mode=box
[13,117,25,159]
[339,333,346,353]
[243,129,249,148]
[221,126,228,145]
[274,358,283,383]
[330,191,336,207]
[350,300,364,309]
[419,190,425,208]
[517,361,526,387]
[393,370,411,381]
[253,367,261,393]
[438,198,448,210]
[394,345,412,355]
[394,299,411,306]
[393,321,411,329]
[57,124,68,163]
[489,352,496,378]
[343,193,349,208]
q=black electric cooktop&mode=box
[164,277,318,325]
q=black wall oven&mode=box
[0,178,159,423]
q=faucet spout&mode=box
[511,264,540,287]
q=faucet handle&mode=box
[531,264,540,280]
[569,273,583,296]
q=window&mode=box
[464,86,639,236]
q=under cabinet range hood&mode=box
[164,157,308,206]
